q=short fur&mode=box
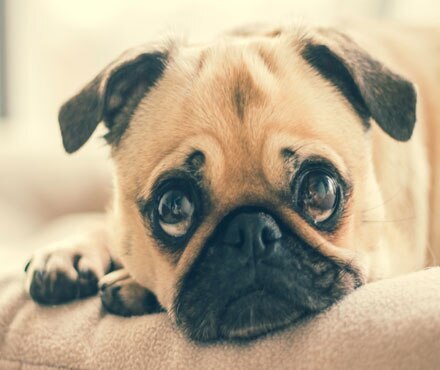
[25,21,440,341]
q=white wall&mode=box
[0,0,438,247]
[4,0,439,134]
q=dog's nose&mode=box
[222,211,282,258]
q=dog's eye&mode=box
[158,189,195,237]
[297,170,339,223]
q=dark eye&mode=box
[297,170,339,224]
[158,189,195,237]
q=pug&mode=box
[24,22,440,341]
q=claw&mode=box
[24,260,31,272]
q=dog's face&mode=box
[59,26,416,341]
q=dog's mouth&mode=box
[173,209,363,342]
[174,240,362,342]
[217,289,304,339]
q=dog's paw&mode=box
[99,270,163,316]
[25,239,111,305]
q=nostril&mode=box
[261,224,282,244]
[221,211,283,257]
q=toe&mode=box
[29,269,77,304]
[100,284,132,316]
[77,269,98,298]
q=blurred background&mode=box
[0,0,439,272]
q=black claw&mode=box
[72,254,81,270]
[24,259,31,272]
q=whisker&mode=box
[362,189,404,213]
[362,217,416,223]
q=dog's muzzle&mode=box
[174,208,362,341]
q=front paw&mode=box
[25,241,110,305]
[99,270,163,316]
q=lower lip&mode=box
[219,290,288,337]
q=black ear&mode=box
[58,48,168,153]
[301,29,417,141]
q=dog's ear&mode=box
[301,28,416,141]
[58,46,168,153]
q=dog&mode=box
[24,22,440,341]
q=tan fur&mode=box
[103,23,440,311]
[25,22,440,323]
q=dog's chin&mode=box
[218,291,305,340]
[176,289,304,342]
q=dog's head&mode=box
[58,26,416,341]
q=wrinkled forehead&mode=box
[113,34,366,199]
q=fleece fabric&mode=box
[0,268,439,370]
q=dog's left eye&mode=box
[296,170,340,224]
[158,189,195,237]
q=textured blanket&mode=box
[0,268,439,370]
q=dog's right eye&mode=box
[158,188,195,237]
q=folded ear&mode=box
[58,46,168,153]
[301,28,417,141]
